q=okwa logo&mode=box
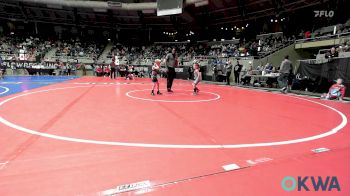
[282,176,341,192]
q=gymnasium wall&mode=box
[253,44,306,73]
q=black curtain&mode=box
[297,58,350,97]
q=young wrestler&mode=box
[321,78,346,101]
[193,63,202,95]
[151,59,162,96]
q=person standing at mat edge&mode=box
[225,61,233,85]
[0,55,4,79]
[234,60,243,84]
[165,48,178,92]
[278,55,292,93]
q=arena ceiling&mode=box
[0,0,335,30]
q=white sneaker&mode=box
[280,87,286,93]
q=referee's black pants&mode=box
[234,71,240,84]
[110,67,116,79]
[167,67,176,90]
[226,71,231,85]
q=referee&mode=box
[165,48,177,92]
[110,60,116,79]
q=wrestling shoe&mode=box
[280,87,287,93]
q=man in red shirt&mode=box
[322,78,346,101]
[304,31,311,39]
[96,65,103,77]
[104,65,111,77]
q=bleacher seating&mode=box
[0,36,53,62]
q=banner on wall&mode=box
[297,57,350,97]
[2,60,58,68]
[1,60,192,80]
[175,68,184,73]
[134,66,149,72]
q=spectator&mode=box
[326,47,339,58]
[304,31,311,39]
[81,64,86,76]
[91,63,96,76]
[66,63,72,76]
[96,65,103,76]
[233,60,243,84]
[188,65,194,80]
[103,65,110,77]
[241,66,253,85]
[263,63,273,74]
[212,65,218,82]
[225,61,233,85]
[126,65,135,80]
[0,60,5,80]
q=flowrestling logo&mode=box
[314,10,334,17]
[281,176,341,192]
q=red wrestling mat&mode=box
[0,77,349,195]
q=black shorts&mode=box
[152,76,158,83]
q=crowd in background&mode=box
[298,19,350,40]
[0,35,53,62]
[55,38,103,60]
[0,30,300,70]
[106,37,295,66]
[1,18,350,67]
[0,36,105,64]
